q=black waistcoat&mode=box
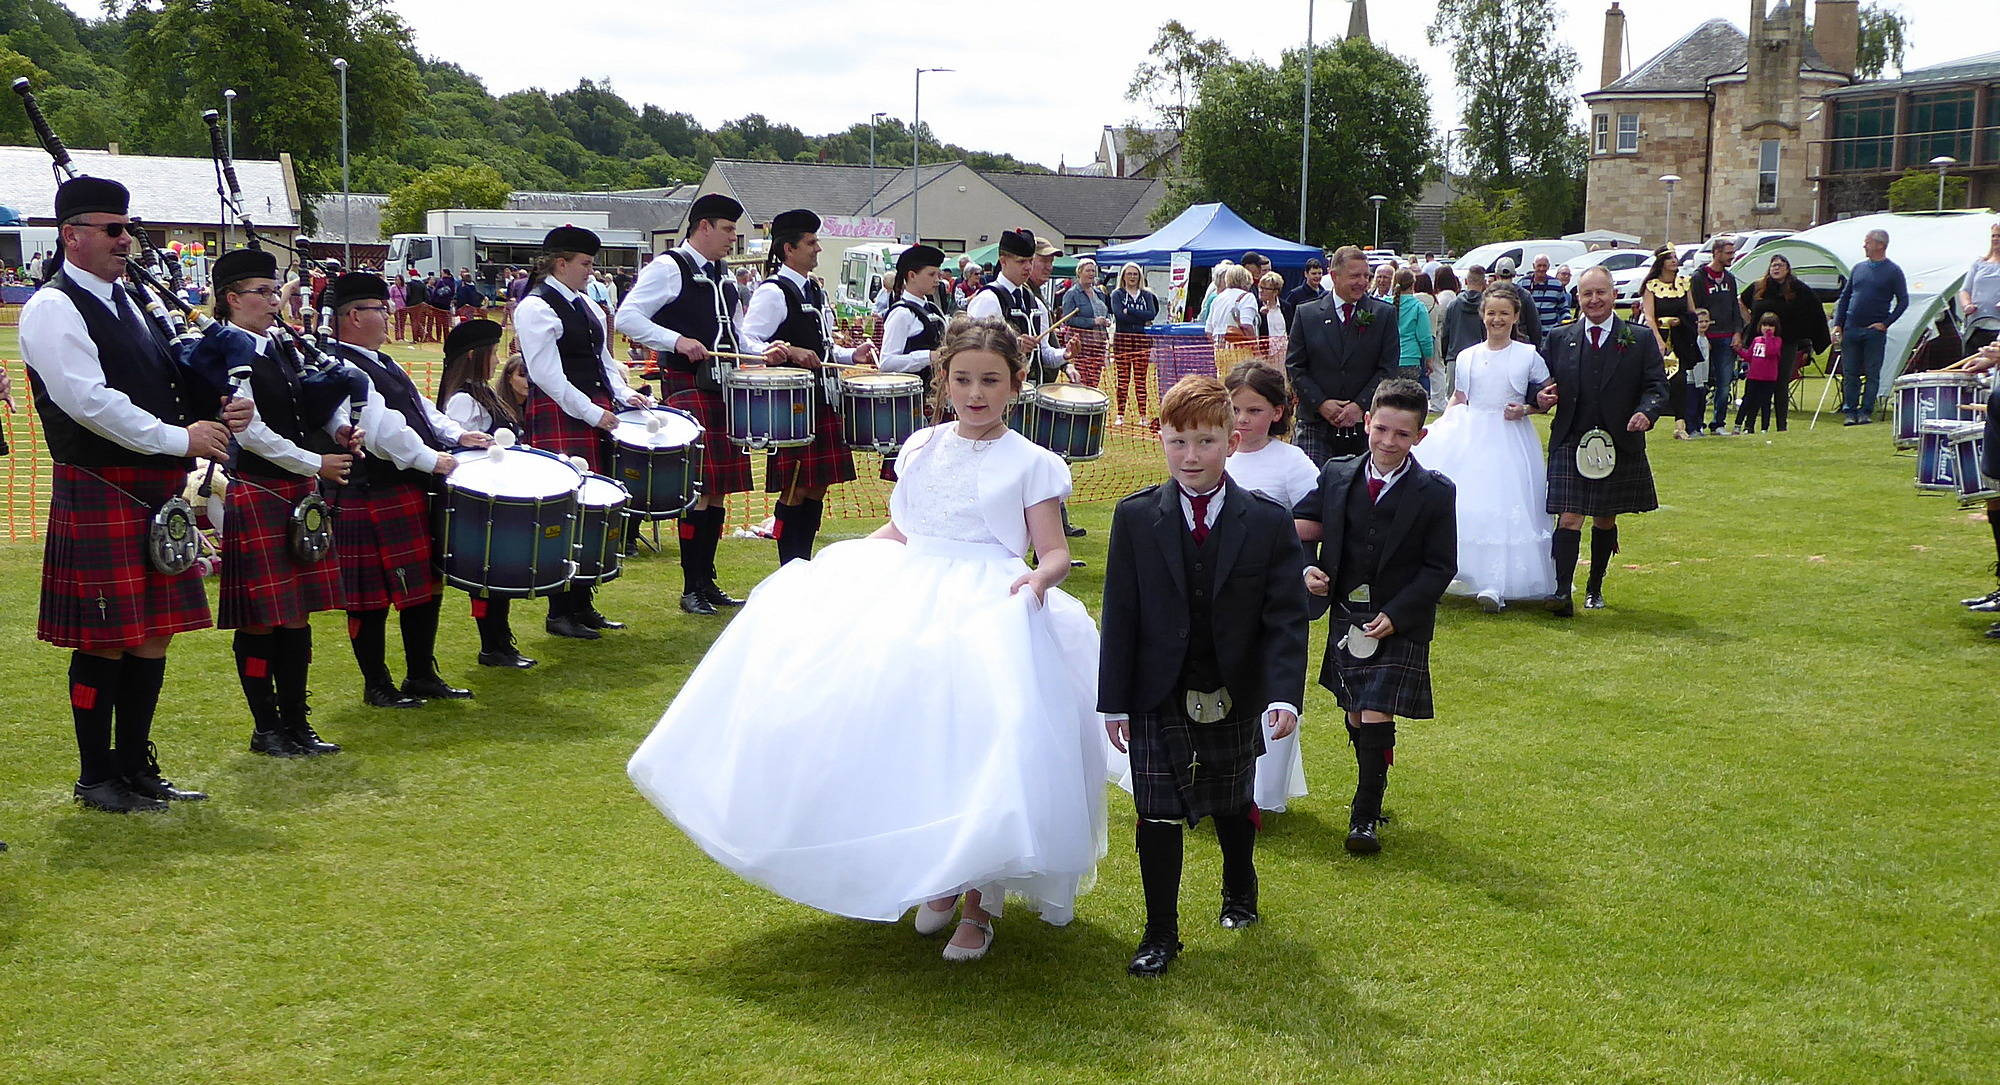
[1175,503,1227,695]
[235,333,336,479]
[889,297,945,387]
[30,272,194,468]
[653,250,740,382]
[337,343,441,490]
[532,282,608,400]
[1336,470,1408,600]
[981,282,1036,336]
[762,273,829,358]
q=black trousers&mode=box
[1736,379,1779,431]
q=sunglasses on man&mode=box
[71,220,134,238]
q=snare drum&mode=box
[1948,425,1999,504]
[1892,372,1984,449]
[1023,383,1110,461]
[437,446,582,597]
[1916,420,1980,493]
[572,473,632,584]
[1006,381,1037,436]
[839,371,926,452]
[723,368,816,449]
[610,406,703,520]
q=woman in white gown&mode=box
[628,319,1107,962]
[1416,284,1557,609]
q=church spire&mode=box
[1347,0,1371,42]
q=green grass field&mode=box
[1,353,1997,1081]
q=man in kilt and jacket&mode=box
[20,176,251,813]
[737,209,876,566]
[210,248,357,756]
[518,225,650,638]
[1295,379,1457,856]
[1534,265,1669,616]
[615,193,783,616]
[329,272,492,708]
[1100,376,1309,978]
[1285,245,1403,467]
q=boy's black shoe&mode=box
[1218,885,1259,929]
[1548,594,1574,618]
[679,591,718,616]
[1127,933,1182,977]
[1584,591,1606,610]
[1345,819,1382,854]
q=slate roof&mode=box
[1595,6,1843,97]
[981,172,1166,240]
[1824,49,2000,98]
[0,146,298,226]
[508,191,690,236]
[708,159,958,223]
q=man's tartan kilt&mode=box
[1546,442,1659,516]
[39,463,212,650]
[526,386,613,474]
[765,401,856,493]
[1329,634,1435,720]
[1293,418,1367,469]
[656,368,752,496]
[1126,700,1264,825]
[219,473,343,629]
[333,480,437,612]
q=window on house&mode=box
[1757,140,1780,208]
[1904,89,1976,163]
[1593,115,1609,155]
[1616,114,1639,153]
[1832,96,1894,172]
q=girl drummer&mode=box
[875,244,949,480]
[436,319,536,669]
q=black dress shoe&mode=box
[1965,589,2000,612]
[699,583,746,608]
[1548,594,1574,618]
[251,728,308,757]
[402,675,473,700]
[364,683,425,709]
[679,590,718,616]
[477,648,538,668]
[1218,885,1259,929]
[1345,820,1382,854]
[288,724,342,756]
[1584,591,1606,610]
[1986,621,2000,639]
[125,771,209,802]
[74,779,168,814]
[1126,934,1182,977]
[1063,523,1087,538]
[579,610,625,630]
[544,615,601,640]
[623,540,641,557]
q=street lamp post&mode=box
[867,111,887,216]
[1368,194,1386,250]
[1298,0,1314,243]
[221,88,236,250]
[913,67,951,246]
[1658,174,1681,249]
[334,57,350,268]
[1929,155,1958,210]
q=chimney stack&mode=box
[1814,0,1860,76]
[1601,3,1626,89]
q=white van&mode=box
[1454,239,1589,278]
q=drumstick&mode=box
[1033,309,1079,344]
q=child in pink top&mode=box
[1734,311,1785,433]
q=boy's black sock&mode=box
[1552,528,1581,597]
[1212,809,1256,898]
[1587,525,1619,596]
[1348,722,1396,826]
[1134,819,1184,940]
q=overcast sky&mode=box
[70,1,2000,169]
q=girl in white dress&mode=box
[1416,284,1557,609]
[628,319,1107,963]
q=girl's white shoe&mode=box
[914,897,958,936]
[941,917,994,962]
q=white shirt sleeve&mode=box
[963,288,1002,322]
[358,382,441,473]
[18,288,194,457]
[736,282,788,355]
[517,294,606,424]
[443,391,491,432]
[614,255,688,351]
[878,306,931,374]
[1281,443,1320,509]
[419,393,467,444]
[237,402,324,476]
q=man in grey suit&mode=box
[1285,245,1402,465]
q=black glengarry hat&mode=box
[211,248,278,290]
[328,271,389,310]
[55,175,129,220]
[542,224,601,256]
[444,318,504,360]
[997,229,1035,258]
[896,244,946,275]
[769,209,821,238]
[688,193,744,226]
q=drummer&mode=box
[874,243,949,480]
[737,208,876,565]
[518,224,652,639]
[964,229,1073,385]
[436,318,536,669]
[328,271,492,707]
[614,193,784,615]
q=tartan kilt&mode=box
[39,463,212,650]
[526,387,612,474]
[765,402,856,492]
[333,481,437,612]
[1126,702,1264,825]
[1293,419,1366,469]
[1546,441,1659,516]
[219,474,343,629]
[1329,634,1435,720]
[656,369,752,496]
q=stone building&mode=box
[1582,1,1856,247]
[1817,51,2000,217]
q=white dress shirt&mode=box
[340,343,465,474]
[614,243,711,351]
[878,292,941,375]
[515,276,635,424]
[235,329,348,476]
[738,265,861,365]
[19,260,197,458]
[1363,455,1411,501]
[963,270,1067,371]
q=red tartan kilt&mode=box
[219,474,343,628]
[526,388,611,474]
[656,369,752,496]
[766,404,856,492]
[39,463,212,650]
[333,481,437,612]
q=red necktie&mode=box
[1589,326,1603,349]
[1340,302,1354,328]
[1189,489,1213,546]
[1368,477,1385,503]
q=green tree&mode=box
[1126,20,1231,145]
[382,163,510,236]
[1886,168,1966,212]
[1441,189,1529,252]
[1428,0,1587,237]
[0,44,51,145]
[1854,2,1910,79]
[1172,38,1432,248]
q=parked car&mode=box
[1562,248,1654,309]
[1693,229,1795,267]
[1453,239,1589,278]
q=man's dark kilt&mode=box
[219,474,343,629]
[526,387,613,474]
[39,464,212,650]
[1329,634,1435,719]
[657,368,752,496]
[1126,702,1263,825]
[333,481,437,612]
[766,402,856,493]
[1546,442,1658,516]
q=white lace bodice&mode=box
[898,426,1006,546]
[1454,340,1551,414]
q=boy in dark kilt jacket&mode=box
[614,194,784,615]
[1100,376,1309,978]
[737,209,876,565]
[328,272,493,707]
[211,249,357,756]
[1534,265,1669,616]
[20,176,251,812]
[518,225,651,636]
[1293,378,1457,854]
